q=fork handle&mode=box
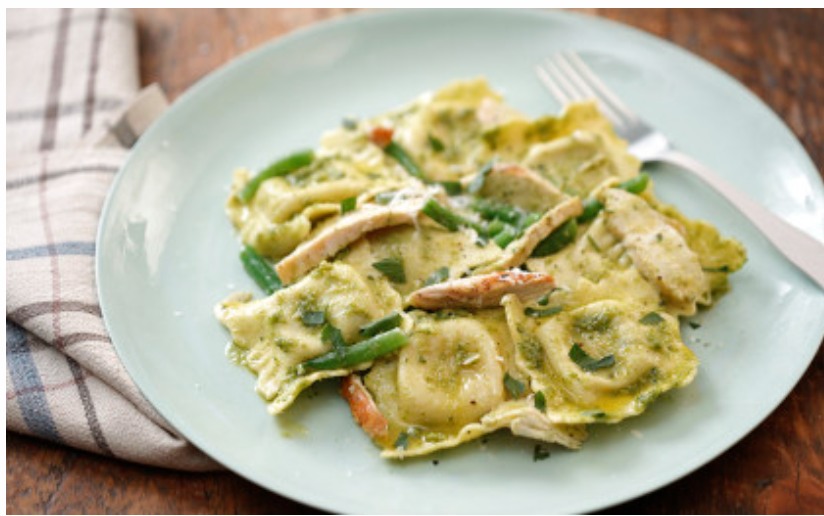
[655,149,824,290]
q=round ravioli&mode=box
[504,296,697,424]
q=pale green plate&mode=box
[97,9,824,514]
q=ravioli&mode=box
[215,77,745,459]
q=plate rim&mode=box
[96,8,824,514]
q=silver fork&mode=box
[536,51,824,290]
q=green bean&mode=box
[384,141,425,179]
[298,329,409,372]
[360,312,402,337]
[486,219,506,237]
[239,245,283,294]
[238,150,314,202]
[493,225,520,249]
[577,173,650,223]
[531,219,578,257]
[422,199,486,235]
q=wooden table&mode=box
[7,8,824,514]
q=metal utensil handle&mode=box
[657,149,824,290]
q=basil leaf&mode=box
[504,372,525,399]
[340,197,356,214]
[424,267,450,287]
[639,312,664,325]
[568,343,615,372]
[525,306,562,318]
[467,160,494,194]
[321,324,347,356]
[702,265,731,273]
[534,390,547,411]
[439,181,463,196]
[428,134,445,152]
[301,310,326,327]
[533,444,551,462]
[372,257,406,283]
[394,431,409,450]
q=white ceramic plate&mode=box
[97,9,824,514]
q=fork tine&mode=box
[553,53,625,128]
[561,51,640,126]
[535,63,570,105]
[543,57,588,104]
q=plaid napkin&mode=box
[6,8,217,471]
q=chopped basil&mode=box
[439,181,463,196]
[374,191,397,205]
[424,267,450,286]
[428,134,445,152]
[340,196,356,214]
[703,265,731,273]
[534,390,547,411]
[394,431,409,450]
[525,306,562,318]
[581,409,606,418]
[639,312,665,325]
[372,257,406,283]
[360,312,402,337]
[533,444,551,462]
[537,294,550,306]
[569,343,615,372]
[467,160,494,194]
[301,310,326,327]
[504,372,525,399]
[321,323,347,355]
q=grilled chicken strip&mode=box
[408,270,555,310]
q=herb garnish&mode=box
[533,444,551,462]
[321,323,347,356]
[372,257,406,283]
[428,134,445,152]
[424,267,450,287]
[525,306,563,318]
[534,390,547,411]
[702,265,731,273]
[639,312,665,325]
[439,181,463,196]
[504,372,525,399]
[301,310,326,327]
[394,431,410,450]
[467,160,494,194]
[340,196,356,214]
[569,344,615,372]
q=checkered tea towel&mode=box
[6,8,218,471]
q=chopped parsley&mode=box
[569,343,615,372]
[321,323,347,356]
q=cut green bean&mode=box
[239,245,283,294]
[238,150,314,202]
[384,141,425,179]
[422,199,486,235]
[360,312,402,337]
[299,328,409,372]
[532,219,578,257]
[577,173,649,223]
[493,225,520,249]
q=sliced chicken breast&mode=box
[408,270,555,310]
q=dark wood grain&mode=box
[7,8,824,515]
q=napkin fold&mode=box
[6,8,218,471]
